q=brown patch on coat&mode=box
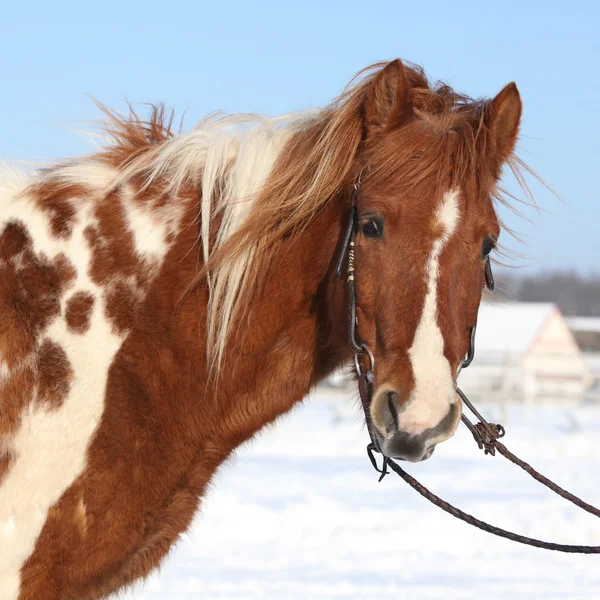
[83,189,157,334]
[36,339,73,410]
[0,220,31,260]
[104,281,140,334]
[30,181,89,239]
[65,292,95,334]
[0,220,77,439]
[12,242,76,341]
[53,254,77,288]
[0,223,76,369]
[0,449,15,485]
[0,366,35,436]
[0,261,36,368]
[84,191,146,287]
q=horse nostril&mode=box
[422,445,436,461]
[386,391,399,431]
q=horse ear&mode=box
[485,82,522,166]
[363,59,412,138]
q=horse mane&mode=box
[75,62,535,374]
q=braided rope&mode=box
[383,454,600,553]
[493,441,600,519]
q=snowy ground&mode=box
[119,387,600,600]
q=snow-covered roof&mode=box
[474,302,557,355]
[565,316,600,334]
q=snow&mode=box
[119,388,600,600]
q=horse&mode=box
[0,58,525,599]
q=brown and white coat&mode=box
[0,60,525,599]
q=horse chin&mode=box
[374,430,437,463]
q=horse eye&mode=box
[361,217,384,239]
[481,238,495,258]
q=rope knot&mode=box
[472,422,505,456]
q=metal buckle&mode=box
[354,343,375,380]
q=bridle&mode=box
[335,178,600,553]
[334,177,494,476]
[334,180,381,459]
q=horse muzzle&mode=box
[370,388,462,462]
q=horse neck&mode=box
[156,190,349,457]
[228,192,349,382]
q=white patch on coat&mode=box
[401,189,460,437]
[0,574,19,600]
[0,163,178,599]
[120,185,168,260]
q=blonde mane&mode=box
[37,62,537,375]
[110,110,316,373]
[85,66,385,373]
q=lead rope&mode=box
[338,181,600,553]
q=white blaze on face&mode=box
[401,189,460,437]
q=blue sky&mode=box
[1,1,598,272]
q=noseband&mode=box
[334,180,600,553]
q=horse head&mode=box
[339,60,521,461]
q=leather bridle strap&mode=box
[335,181,389,476]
